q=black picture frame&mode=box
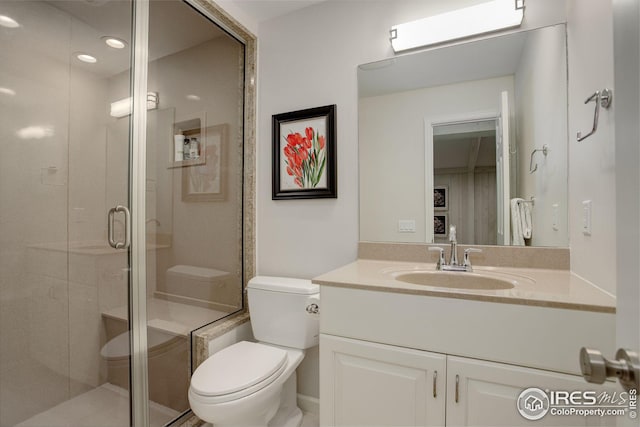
[434,214,448,237]
[434,185,448,211]
[272,104,337,200]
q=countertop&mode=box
[313,259,616,313]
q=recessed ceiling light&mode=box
[103,37,127,49]
[76,53,97,63]
[0,15,20,28]
[186,94,201,101]
[0,87,16,96]
[16,125,54,140]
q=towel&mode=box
[510,198,532,245]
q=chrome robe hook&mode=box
[577,89,612,142]
[529,145,548,174]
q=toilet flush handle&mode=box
[306,303,319,315]
[306,294,320,315]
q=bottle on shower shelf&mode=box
[183,138,191,160]
[189,137,199,160]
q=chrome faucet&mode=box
[448,225,458,266]
[428,225,482,272]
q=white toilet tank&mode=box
[247,276,319,349]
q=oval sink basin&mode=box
[394,271,515,290]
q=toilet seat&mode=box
[190,341,288,404]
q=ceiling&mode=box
[50,0,229,77]
[226,0,326,23]
[49,0,326,78]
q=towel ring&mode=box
[529,145,548,174]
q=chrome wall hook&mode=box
[577,89,612,142]
[529,145,548,174]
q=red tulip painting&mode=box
[283,126,326,189]
[272,105,337,200]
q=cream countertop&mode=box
[313,259,615,313]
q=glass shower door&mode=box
[0,0,157,425]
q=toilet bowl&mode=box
[188,276,319,427]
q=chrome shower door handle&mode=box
[107,205,131,249]
[108,207,117,248]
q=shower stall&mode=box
[0,0,249,425]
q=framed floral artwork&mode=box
[272,104,337,200]
[182,123,227,202]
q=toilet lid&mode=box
[190,341,287,398]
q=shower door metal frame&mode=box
[129,0,150,425]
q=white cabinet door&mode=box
[320,334,446,427]
[446,356,619,427]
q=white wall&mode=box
[256,0,566,281]
[566,1,616,294]
[359,76,514,243]
[254,0,567,401]
[514,24,568,247]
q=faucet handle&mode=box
[463,248,482,268]
[428,247,445,270]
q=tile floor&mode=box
[15,383,178,427]
[202,412,319,427]
[301,411,320,427]
[12,380,319,427]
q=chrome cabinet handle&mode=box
[455,374,460,403]
[433,371,437,398]
[107,205,131,250]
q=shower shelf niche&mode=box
[169,114,206,168]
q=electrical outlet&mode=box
[398,220,416,233]
[582,200,592,236]
[552,203,559,231]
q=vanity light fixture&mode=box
[76,53,98,63]
[110,92,159,118]
[0,14,20,28]
[390,0,525,53]
[102,36,127,49]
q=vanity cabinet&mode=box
[320,335,445,426]
[321,335,617,427]
[445,356,616,427]
[317,280,617,427]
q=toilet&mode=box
[188,276,320,427]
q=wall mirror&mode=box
[359,24,568,247]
